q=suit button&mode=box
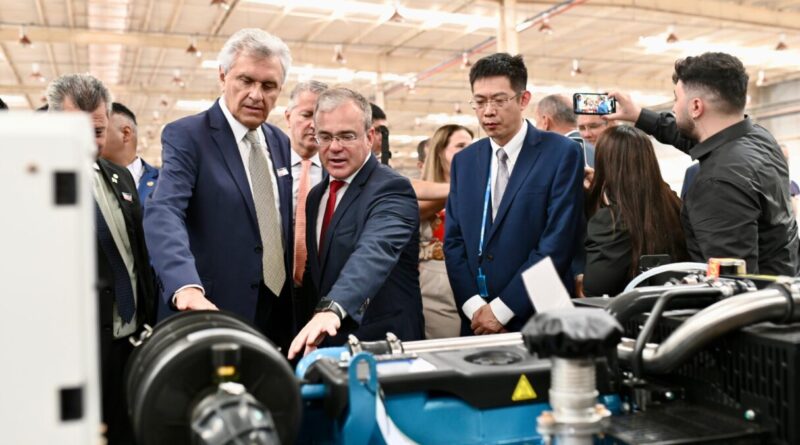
[255,246,263,254]
[487,254,494,261]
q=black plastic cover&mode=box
[522,308,623,358]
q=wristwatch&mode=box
[315,298,347,321]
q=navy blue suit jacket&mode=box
[137,159,159,204]
[444,122,584,332]
[144,100,294,324]
[305,155,423,342]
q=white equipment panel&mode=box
[0,112,101,444]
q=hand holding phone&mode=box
[573,93,616,115]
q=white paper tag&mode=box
[521,256,574,313]
[276,167,289,177]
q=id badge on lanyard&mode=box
[477,177,491,298]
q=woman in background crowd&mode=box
[418,124,473,338]
[584,125,687,296]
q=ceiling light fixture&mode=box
[756,69,767,87]
[388,6,405,23]
[186,37,200,56]
[210,0,230,10]
[19,26,32,46]
[666,25,678,44]
[538,15,553,35]
[775,33,788,51]
[570,59,582,77]
[460,52,472,70]
[30,63,45,82]
[333,44,346,65]
[172,69,185,88]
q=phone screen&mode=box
[573,93,616,115]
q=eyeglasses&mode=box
[314,132,360,148]
[469,93,522,110]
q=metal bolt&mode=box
[744,409,757,421]
[665,391,675,400]
[621,402,631,413]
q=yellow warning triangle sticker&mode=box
[511,374,538,401]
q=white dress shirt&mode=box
[127,156,144,189]
[316,155,370,246]
[290,149,323,218]
[462,121,528,327]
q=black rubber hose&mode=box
[606,285,719,325]
[631,287,725,378]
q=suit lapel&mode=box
[97,160,138,240]
[320,156,376,269]
[209,101,259,229]
[487,122,542,242]
[261,122,293,250]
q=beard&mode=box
[675,110,698,140]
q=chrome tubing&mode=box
[401,332,523,354]
[618,285,799,374]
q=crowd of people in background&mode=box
[3,27,800,445]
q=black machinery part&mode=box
[124,311,301,445]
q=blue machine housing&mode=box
[295,347,621,444]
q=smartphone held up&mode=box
[573,93,616,115]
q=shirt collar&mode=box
[127,156,143,173]
[489,120,528,164]
[290,148,321,167]
[219,96,254,144]
[689,117,753,161]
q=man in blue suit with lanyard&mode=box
[444,53,584,334]
[144,29,296,350]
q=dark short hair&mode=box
[370,103,386,121]
[672,52,748,114]
[416,139,428,163]
[0,97,7,110]
[112,102,137,126]
[469,53,527,92]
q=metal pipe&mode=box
[402,332,523,354]
[618,286,797,374]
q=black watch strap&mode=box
[315,298,346,320]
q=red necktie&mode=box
[293,159,312,285]
[319,180,345,255]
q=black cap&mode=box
[522,308,622,359]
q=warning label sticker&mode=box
[511,374,538,401]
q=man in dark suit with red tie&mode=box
[288,88,423,359]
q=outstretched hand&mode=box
[606,91,643,123]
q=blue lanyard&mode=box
[478,177,491,259]
[476,174,492,298]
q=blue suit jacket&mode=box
[305,155,423,342]
[444,122,584,332]
[137,159,159,204]
[144,100,294,323]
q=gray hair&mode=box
[286,80,329,111]
[536,94,576,126]
[218,28,292,83]
[315,88,372,132]
[46,73,111,114]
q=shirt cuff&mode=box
[490,298,515,326]
[462,295,487,320]
[172,284,205,306]
[634,108,660,133]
